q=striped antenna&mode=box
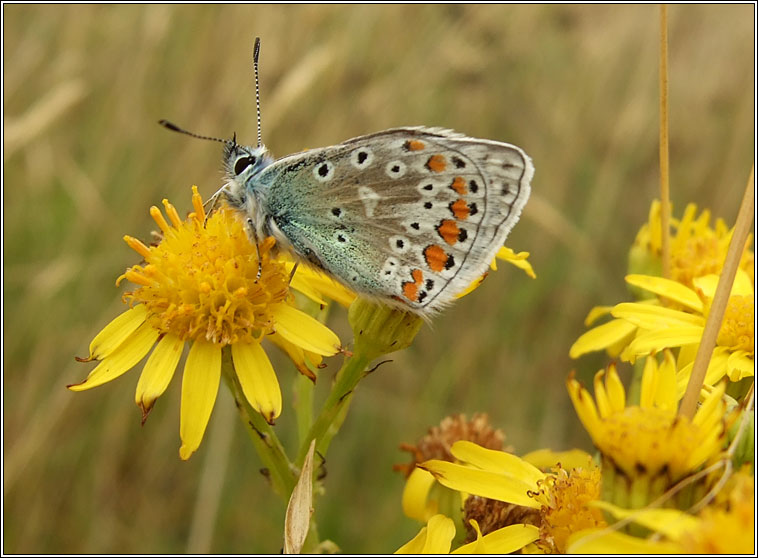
[253,37,263,148]
[158,119,233,146]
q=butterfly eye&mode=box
[234,156,256,175]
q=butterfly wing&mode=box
[252,127,533,314]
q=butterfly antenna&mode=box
[158,120,232,145]
[253,37,263,148]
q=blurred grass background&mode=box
[3,4,754,553]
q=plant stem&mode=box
[220,347,297,500]
[296,351,372,465]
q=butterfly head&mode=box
[222,141,274,204]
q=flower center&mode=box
[122,201,290,346]
[594,407,712,480]
[531,464,604,553]
[716,295,754,353]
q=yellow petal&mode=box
[625,275,703,312]
[231,341,282,423]
[179,341,221,460]
[135,333,184,414]
[451,441,545,486]
[420,460,540,509]
[567,375,602,440]
[693,269,754,299]
[567,527,681,554]
[268,332,317,381]
[593,369,612,418]
[584,305,614,327]
[453,524,540,554]
[291,264,357,307]
[639,355,658,409]
[611,302,705,329]
[604,364,626,412]
[68,321,159,391]
[495,247,537,278]
[727,350,754,381]
[396,514,455,554]
[85,304,148,360]
[625,326,705,356]
[271,303,341,356]
[570,319,637,359]
[591,500,698,539]
[402,467,437,522]
[521,448,594,471]
[654,350,678,411]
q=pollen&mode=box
[532,464,605,554]
[717,295,754,353]
[121,187,290,346]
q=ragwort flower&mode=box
[70,187,348,459]
[416,441,602,553]
[567,355,728,509]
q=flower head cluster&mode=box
[71,187,353,459]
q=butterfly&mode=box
[161,40,533,317]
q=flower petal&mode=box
[591,500,698,539]
[85,304,148,360]
[727,350,754,381]
[611,302,705,329]
[68,321,159,391]
[271,303,341,356]
[453,524,540,555]
[395,514,455,554]
[521,448,594,471]
[570,319,637,359]
[179,340,221,460]
[451,440,545,486]
[291,264,357,307]
[567,528,681,554]
[135,333,184,415]
[420,460,540,509]
[625,274,703,312]
[268,332,318,381]
[231,341,282,423]
[624,326,705,357]
[402,467,438,522]
[495,247,536,278]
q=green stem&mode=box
[220,347,297,500]
[296,351,372,465]
[294,372,315,446]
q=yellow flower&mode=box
[567,356,728,508]
[418,441,602,553]
[395,414,507,523]
[568,472,754,554]
[455,246,536,299]
[70,187,346,460]
[615,270,754,389]
[629,200,754,288]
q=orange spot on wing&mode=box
[405,140,425,151]
[451,176,467,195]
[424,245,448,272]
[402,281,419,302]
[426,154,447,173]
[402,268,425,302]
[451,199,470,220]
[437,219,460,245]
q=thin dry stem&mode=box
[679,166,755,418]
[659,5,671,279]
